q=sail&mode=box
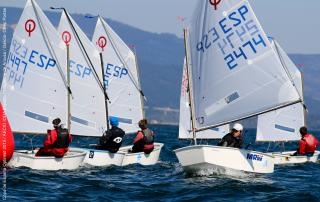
[179,58,229,139]
[57,11,106,137]
[187,0,301,130]
[0,0,68,133]
[271,39,303,97]
[256,103,304,142]
[256,39,305,142]
[91,16,143,133]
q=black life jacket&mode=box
[142,128,154,144]
[52,127,70,148]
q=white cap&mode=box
[233,123,243,131]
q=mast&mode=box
[66,44,71,131]
[99,52,110,130]
[301,72,307,127]
[183,28,197,144]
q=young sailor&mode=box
[35,118,72,158]
[130,119,154,154]
[97,117,125,153]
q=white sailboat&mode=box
[174,0,303,175]
[1,0,86,170]
[90,16,163,166]
[55,10,125,166]
[256,39,319,164]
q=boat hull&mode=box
[268,150,319,165]
[119,142,163,166]
[7,148,86,170]
[76,147,125,166]
[174,145,274,174]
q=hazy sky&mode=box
[2,0,320,54]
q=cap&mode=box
[233,123,243,131]
[110,117,119,127]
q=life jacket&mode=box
[142,128,154,144]
[52,127,70,148]
[302,134,319,153]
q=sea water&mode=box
[2,125,320,201]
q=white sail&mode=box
[0,0,68,133]
[256,39,305,142]
[91,16,143,133]
[271,39,303,97]
[188,0,301,130]
[57,12,106,137]
[256,103,304,142]
[179,58,229,139]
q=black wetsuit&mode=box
[217,133,243,148]
[98,126,125,153]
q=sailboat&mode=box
[89,15,163,166]
[55,11,163,166]
[1,0,86,170]
[174,0,303,175]
[54,9,125,167]
[256,39,319,164]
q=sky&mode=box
[1,0,320,54]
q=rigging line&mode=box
[99,16,145,98]
[195,99,302,133]
[31,0,72,96]
[273,39,304,101]
[62,9,109,100]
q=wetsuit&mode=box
[217,133,242,148]
[99,126,125,153]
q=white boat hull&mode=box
[119,142,164,166]
[7,148,86,170]
[174,145,274,174]
[76,147,125,166]
[268,150,319,165]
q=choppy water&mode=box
[2,125,320,201]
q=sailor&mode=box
[129,119,155,154]
[292,126,319,156]
[98,117,125,153]
[217,123,243,148]
[35,118,72,158]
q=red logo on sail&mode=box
[97,36,107,51]
[25,19,36,37]
[209,0,221,10]
[62,31,71,45]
